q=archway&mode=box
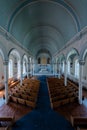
[57,54,65,75]
[8,49,21,79]
[66,48,79,79]
[0,47,7,105]
[22,54,28,78]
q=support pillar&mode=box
[79,60,85,104]
[64,61,67,86]
[53,63,55,75]
[32,63,33,76]
[3,60,8,104]
[20,61,23,86]
[53,62,56,76]
[27,62,29,78]
[26,62,29,78]
[33,63,35,76]
[58,63,61,79]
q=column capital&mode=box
[79,60,85,65]
[3,60,8,65]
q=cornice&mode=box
[0,26,33,57]
[54,26,87,57]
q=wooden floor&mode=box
[55,99,87,121]
[55,89,87,122]
[0,86,87,127]
[0,97,87,124]
[0,102,32,121]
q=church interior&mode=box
[0,0,87,130]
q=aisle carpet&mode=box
[12,76,74,130]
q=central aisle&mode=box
[12,76,74,130]
[36,76,51,112]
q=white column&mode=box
[64,61,67,86]
[26,62,28,78]
[20,61,23,85]
[28,62,30,77]
[30,60,33,76]
[32,62,33,76]
[33,63,35,76]
[58,63,61,79]
[55,62,57,75]
[53,63,55,75]
[79,60,85,104]
[3,60,8,104]
[53,63,55,76]
[30,62,32,76]
[27,62,29,78]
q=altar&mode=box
[39,68,48,73]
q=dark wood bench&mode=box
[70,115,87,130]
[0,116,15,130]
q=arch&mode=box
[8,48,21,78]
[36,49,52,59]
[66,48,79,61]
[56,54,65,74]
[75,58,79,78]
[66,48,79,78]
[57,53,66,63]
[37,57,41,64]
[7,0,80,32]
[22,54,29,76]
[0,43,8,61]
[22,54,28,63]
[47,57,51,64]
[23,25,64,53]
[79,42,87,61]
[8,48,21,60]
[29,56,32,63]
[28,56,31,63]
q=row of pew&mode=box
[47,77,78,109]
[70,115,87,130]
[9,78,40,109]
[8,77,20,89]
[0,116,14,130]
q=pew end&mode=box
[0,116,15,130]
[70,115,87,130]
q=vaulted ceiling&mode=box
[0,0,87,57]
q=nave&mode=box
[0,76,87,130]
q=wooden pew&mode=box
[0,116,14,130]
[70,115,87,130]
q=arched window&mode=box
[23,61,26,74]
[17,60,20,78]
[68,60,70,74]
[75,59,79,78]
[38,57,41,64]
[9,59,13,78]
[47,58,50,64]
[0,56,4,81]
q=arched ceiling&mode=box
[0,0,87,57]
[36,49,52,58]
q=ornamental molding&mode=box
[0,26,33,57]
[54,26,87,57]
